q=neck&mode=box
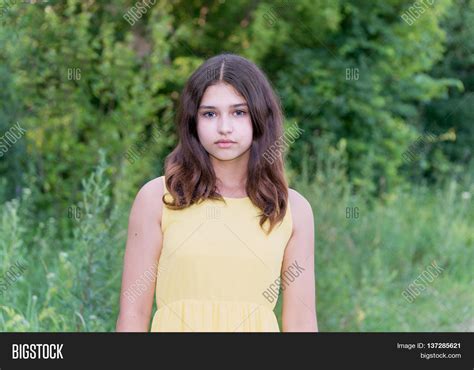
[210,151,249,197]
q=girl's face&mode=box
[197,82,253,161]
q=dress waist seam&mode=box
[156,298,275,313]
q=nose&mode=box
[217,114,233,134]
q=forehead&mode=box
[200,83,247,107]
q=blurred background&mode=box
[0,0,472,332]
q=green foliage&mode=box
[0,0,472,331]
[1,0,471,203]
[418,0,474,182]
[1,0,176,212]
[276,146,474,331]
[1,153,125,331]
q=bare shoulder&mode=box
[288,188,314,232]
[288,188,312,213]
[129,176,165,225]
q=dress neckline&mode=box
[222,195,249,201]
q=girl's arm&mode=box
[116,178,164,332]
[281,189,318,332]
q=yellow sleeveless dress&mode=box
[150,176,293,332]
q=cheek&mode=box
[196,119,211,143]
[240,119,253,146]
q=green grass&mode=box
[275,158,474,332]
[1,154,473,331]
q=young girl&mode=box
[116,54,317,332]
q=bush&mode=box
[0,151,126,331]
[274,139,473,331]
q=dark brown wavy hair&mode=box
[163,53,289,234]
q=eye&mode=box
[234,110,247,117]
[202,111,216,118]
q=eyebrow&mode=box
[198,103,248,109]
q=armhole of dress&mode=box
[161,176,168,233]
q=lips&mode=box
[215,139,236,144]
[215,139,236,148]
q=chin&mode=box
[210,151,242,161]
